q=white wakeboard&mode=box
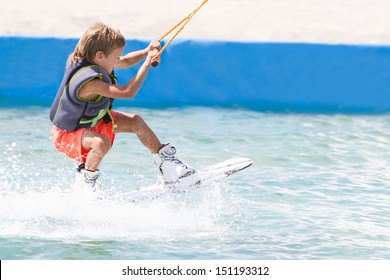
[125,157,253,202]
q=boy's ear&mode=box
[95,51,104,60]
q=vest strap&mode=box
[79,107,109,127]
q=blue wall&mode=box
[1,36,390,113]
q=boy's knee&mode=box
[133,114,147,131]
[92,136,111,153]
[133,114,144,124]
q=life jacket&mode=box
[49,60,116,132]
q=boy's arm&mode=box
[79,48,159,100]
[118,40,160,68]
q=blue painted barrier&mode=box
[1,36,390,112]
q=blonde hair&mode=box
[67,22,126,65]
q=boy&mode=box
[50,22,194,191]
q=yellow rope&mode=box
[152,0,209,66]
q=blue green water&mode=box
[1,106,390,259]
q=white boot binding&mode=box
[76,163,101,192]
[152,144,195,184]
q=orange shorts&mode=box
[51,111,117,163]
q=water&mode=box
[1,106,390,260]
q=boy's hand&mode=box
[147,40,161,52]
[143,40,161,67]
[145,48,160,67]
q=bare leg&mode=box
[113,112,162,153]
[112,111,194,183]
[81,130,112,171]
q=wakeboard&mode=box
[126,157,253,202]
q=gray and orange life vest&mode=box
[49,60,116,132]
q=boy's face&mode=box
[95,47,124,73]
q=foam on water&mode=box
[0,187,229,241]
[0,142,231,242]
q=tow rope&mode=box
[151,0,209,67]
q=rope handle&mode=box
[151,0,209,67]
